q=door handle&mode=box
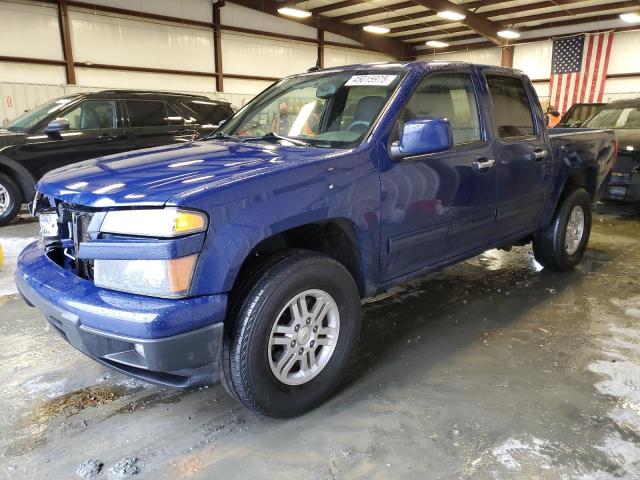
[473,158,495,172]
[532,148,548,161]
[99,133,115,141]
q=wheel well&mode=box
[0,163,33,202]
[563,168,597,200]
[234,220,366,297]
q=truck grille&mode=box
[55,202,95,279]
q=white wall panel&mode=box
[82,0,212,23]
[0,62,66,85]
[221,32,317,77]
[513,41,552,80]
[222,3,317,40]
[74,67,216,92]
[324,32,362,47]
[324,46,393,68]
[608,30,640,75]
[224,78,274,96]
[0,2,63,60]
[417,47,501,66]
[69,10,215,72]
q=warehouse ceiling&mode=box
[283,0,640,54]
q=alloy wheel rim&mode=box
[268,289,340,386]
[565,205,585,255]
[0,184,9,216]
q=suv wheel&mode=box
[0,173,22,226]
[533,187,592,272]
[221,250,361,417]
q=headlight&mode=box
[100,208,207,237]
[94,255,198,298]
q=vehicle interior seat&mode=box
[348,96,385,132]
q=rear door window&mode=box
[182,101,233,125]
[126,100,168,127]
[486,75,536,139]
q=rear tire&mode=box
[533,188,592,272]
[0,173,22,227]
[221,250,361,417]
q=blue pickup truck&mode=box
[16,61,615,417]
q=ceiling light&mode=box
[363,25,390,34]
[498,29,521,39]
[426,40,449,48]
[277,7,312,18]
[620,12,640,23]
[437,10,466,21]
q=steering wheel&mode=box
[347,120,370,132]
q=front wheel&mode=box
[533,187,592,272]
[221,250,361,417]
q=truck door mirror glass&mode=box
[390,117,453,159]
[44,118,70,135]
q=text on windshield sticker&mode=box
[345,75,398,87]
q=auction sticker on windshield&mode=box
[345,75,397,87]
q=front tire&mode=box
[533,187,592,272]
[221,250,361,417]
[0,173,22,226]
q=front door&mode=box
[482,73,553,239]
[15,99,127,180]
[379,70,498,281]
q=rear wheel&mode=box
[221,250,361,417]
[0,173,22,227]
[533,187,592,271]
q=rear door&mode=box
[379,69,498,280]
[483,72,553,238]
[123,99,195,150]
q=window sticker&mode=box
[345,75,398,87]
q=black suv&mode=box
[0,90,234,225]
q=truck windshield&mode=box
[7,96,79,133]
[217,69,406,148]
[582,106,640,129]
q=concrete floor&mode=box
[1,204,640,479]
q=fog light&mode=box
[134,343,146,358]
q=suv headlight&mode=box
[100,208,207,237]
[92,208,207,298]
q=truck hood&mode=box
[37,140,335,207]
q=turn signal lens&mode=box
[94,254,199,298]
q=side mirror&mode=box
[44,118,70,135]
[390,117,453,159]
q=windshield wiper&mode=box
[241,132,311,147]
[203,131,240,141]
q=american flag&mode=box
[549,32,614,115]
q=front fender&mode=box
[179,148,381,297]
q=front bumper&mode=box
[603,172,640,203]
[16,241,227,387]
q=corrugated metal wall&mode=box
[0,0,394,114]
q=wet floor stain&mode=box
[5,385,127,458]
